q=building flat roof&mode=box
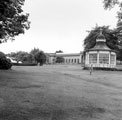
[45,52,82,57]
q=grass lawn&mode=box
[0,65,122,120]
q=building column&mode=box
[85,53,87,65]
[87,52,89,64]
[85,52,89,65]
[80,54,82,64]
[74,58,76,64]
[109,52,111,67]
[69,59,70,64]
[97,51,99,67]
[114,54,116,66]
[77,59,78,64]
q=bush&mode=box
[0,52,12,70]
[0,52,6,59]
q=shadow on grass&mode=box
[0,103,106,120]
[11,85,44,89]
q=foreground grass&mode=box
[0,65,122,120]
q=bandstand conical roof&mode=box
[88,28,112,51]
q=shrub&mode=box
[0,52,12,70]
[0,52,6,59]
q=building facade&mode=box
[46,52,83,64]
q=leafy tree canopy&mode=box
[103,0,122,31]
[83,25,122,60]
[103,0,120,9]
[55,50,63,53]
[103,0,122,20]
[84,25,120,50]
[30,48,40,57]
[7,48,46,64]
[34,51,46,66]
[0,0,30,43]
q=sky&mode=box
[0,0,119,54]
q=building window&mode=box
[77,59,79,63]
[89,53,97,64]
[68,59,70,63]
[72,59,73,63]
[99,53,109,64]
[110,54,115,64]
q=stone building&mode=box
[46,52,83,64]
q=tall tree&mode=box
[55,50,63,53]
[84,26,119,51]
[30,48,40,63]
[103,0,120,9]
[0,0,30,43]
[35,51,46,66]
[102,0,122,60]
[103,0,122,34]
[12,51,29,62]
[30,48,40,57]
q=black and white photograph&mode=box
[0,0,122,120]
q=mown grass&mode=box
[0,65,122,120]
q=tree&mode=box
[7,52,17,58]
[102,0,122,61]
[55,50,63,53]
[0,0,30,43]
[103,0,122,21]
[103,0,122,36]
[84,25,119,51]
[8,51,37,63]
[103,0,120,9]
[30,48,40,57]
[8,51,29,62]
[56,56,64,63]
[34,51,46,66]
[15,51,29,62]
[30,48,40,63]
[22,54,35,63]
[83,25,122,60]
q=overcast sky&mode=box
[0,0,119,54]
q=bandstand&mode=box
[84,29,116,69]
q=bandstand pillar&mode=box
[97,51,99,67]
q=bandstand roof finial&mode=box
[100,28,103,35]
[96,27,105,41]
